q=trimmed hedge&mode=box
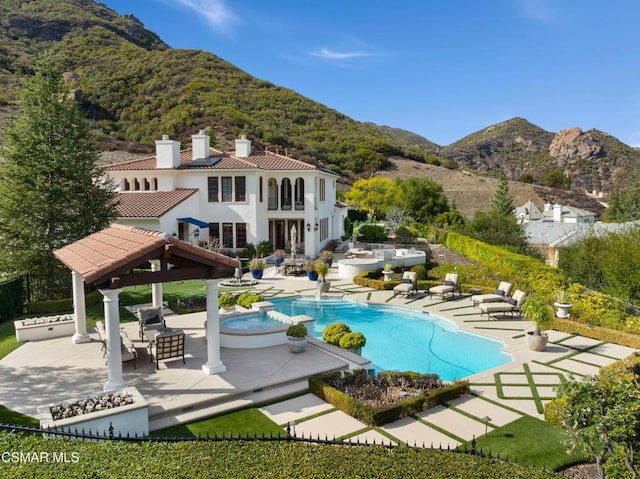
[23,290,103,315]
[0,432,559,478]
[309,373,469,426]
[549,318,640,350]
[444,232,637,341]
[0,277,25,322]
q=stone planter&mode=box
[382,271,393,282]
[287,336,307,353]
[554,302,573,319]
[319,280,331,293]
[37,387,148,440]
[14,315,75,342]
[526,328,549,351]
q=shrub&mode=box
[256,240,273,258]
[339,332,366,350]
[319,250,334,261]
[322,322,351,346]
[286,323,307,338]
[410,263,429,280]
[218,293,236,308]
[358,224,387,242]
[243,242,257,259]
[236,292,264,309]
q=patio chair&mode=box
[479,290,527,318]
[429,273,459,300]
[150,330,185,369]
[472,281,513,306]
[96,320,107,356]
[393,271,418,297]
[120,331,137,369]
[137,305,165,340]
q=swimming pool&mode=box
[270,296,511,381]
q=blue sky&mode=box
[102,0,640,147]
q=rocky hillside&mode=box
[439,118,640,194]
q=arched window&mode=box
[267,178,278,210]
[294,178,304,210]
[281,178,292,210]
[143,178,150,191]
[122,179,130,191]
[133,178,140,191]
[152,178,158,191]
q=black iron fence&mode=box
[0,421,517,466]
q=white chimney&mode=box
[235,134,251,158]
[544,202,552,212]
[191,130,210,160]
[553,203,563,222]
[155,135,181,169]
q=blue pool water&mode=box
[223,297,511,381]
[270,296,511,381]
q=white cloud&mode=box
[172,0,239,34]
[310,48,376,60]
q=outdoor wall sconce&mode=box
[314,222,319,231]
[194,228,200,239]
[306,222,311,232]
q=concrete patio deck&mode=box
[1,253,638,447]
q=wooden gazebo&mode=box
[54,224,239,391]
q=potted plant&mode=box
[319,249,334,267]
[382,263,394,282]
[553,289,573,318]
[316,260,330,292]
[273,249,286,267]
[248,258,265,280]
[286,323,307,353]
[521,296,551,351]
[305,259,318,281]
[218,292,236,313]
[339,331,366,355]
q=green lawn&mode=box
[467,416,589,471]
[150,408,284,439]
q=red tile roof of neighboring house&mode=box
[54,224,239,286]
[105,148,319,172]
[116,189,198,218]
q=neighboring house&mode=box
[105,132,346,258]
[526,221,632,265]
[516,200,596,224]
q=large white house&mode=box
[104,132,347,258]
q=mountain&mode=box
[0,0,637,207]
[438,118,640,194]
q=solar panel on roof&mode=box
[186,157,222,167]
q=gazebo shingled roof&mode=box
[54,224,238,288]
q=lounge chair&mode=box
[137,305,165,340]
[429,273,459,300]
[472,281,513,306]
[479,290,527,318]
[393,271,418,297]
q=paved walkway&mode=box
[1,255,637,447]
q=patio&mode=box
[1,251,638,440]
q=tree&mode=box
[399,177,450,224]
[343,177,401,220]
[550,357,640,478]
[490,169,515,215]
[0,56,117,296]
[604,177,640,222]
[385,206,412,234]
[466,210,529,253]
[542,169,570,189]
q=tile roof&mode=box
[54,224,239,286]
[116,189,198,218]
[105,148,319,172]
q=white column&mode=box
[202,279,226,374]
[150,260,163,308]
[100,287,127,391]
[71,271,90,344]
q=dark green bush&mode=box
[358,224,387,242]
[0,277,25,322]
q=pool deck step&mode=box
[148,379,310,432]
